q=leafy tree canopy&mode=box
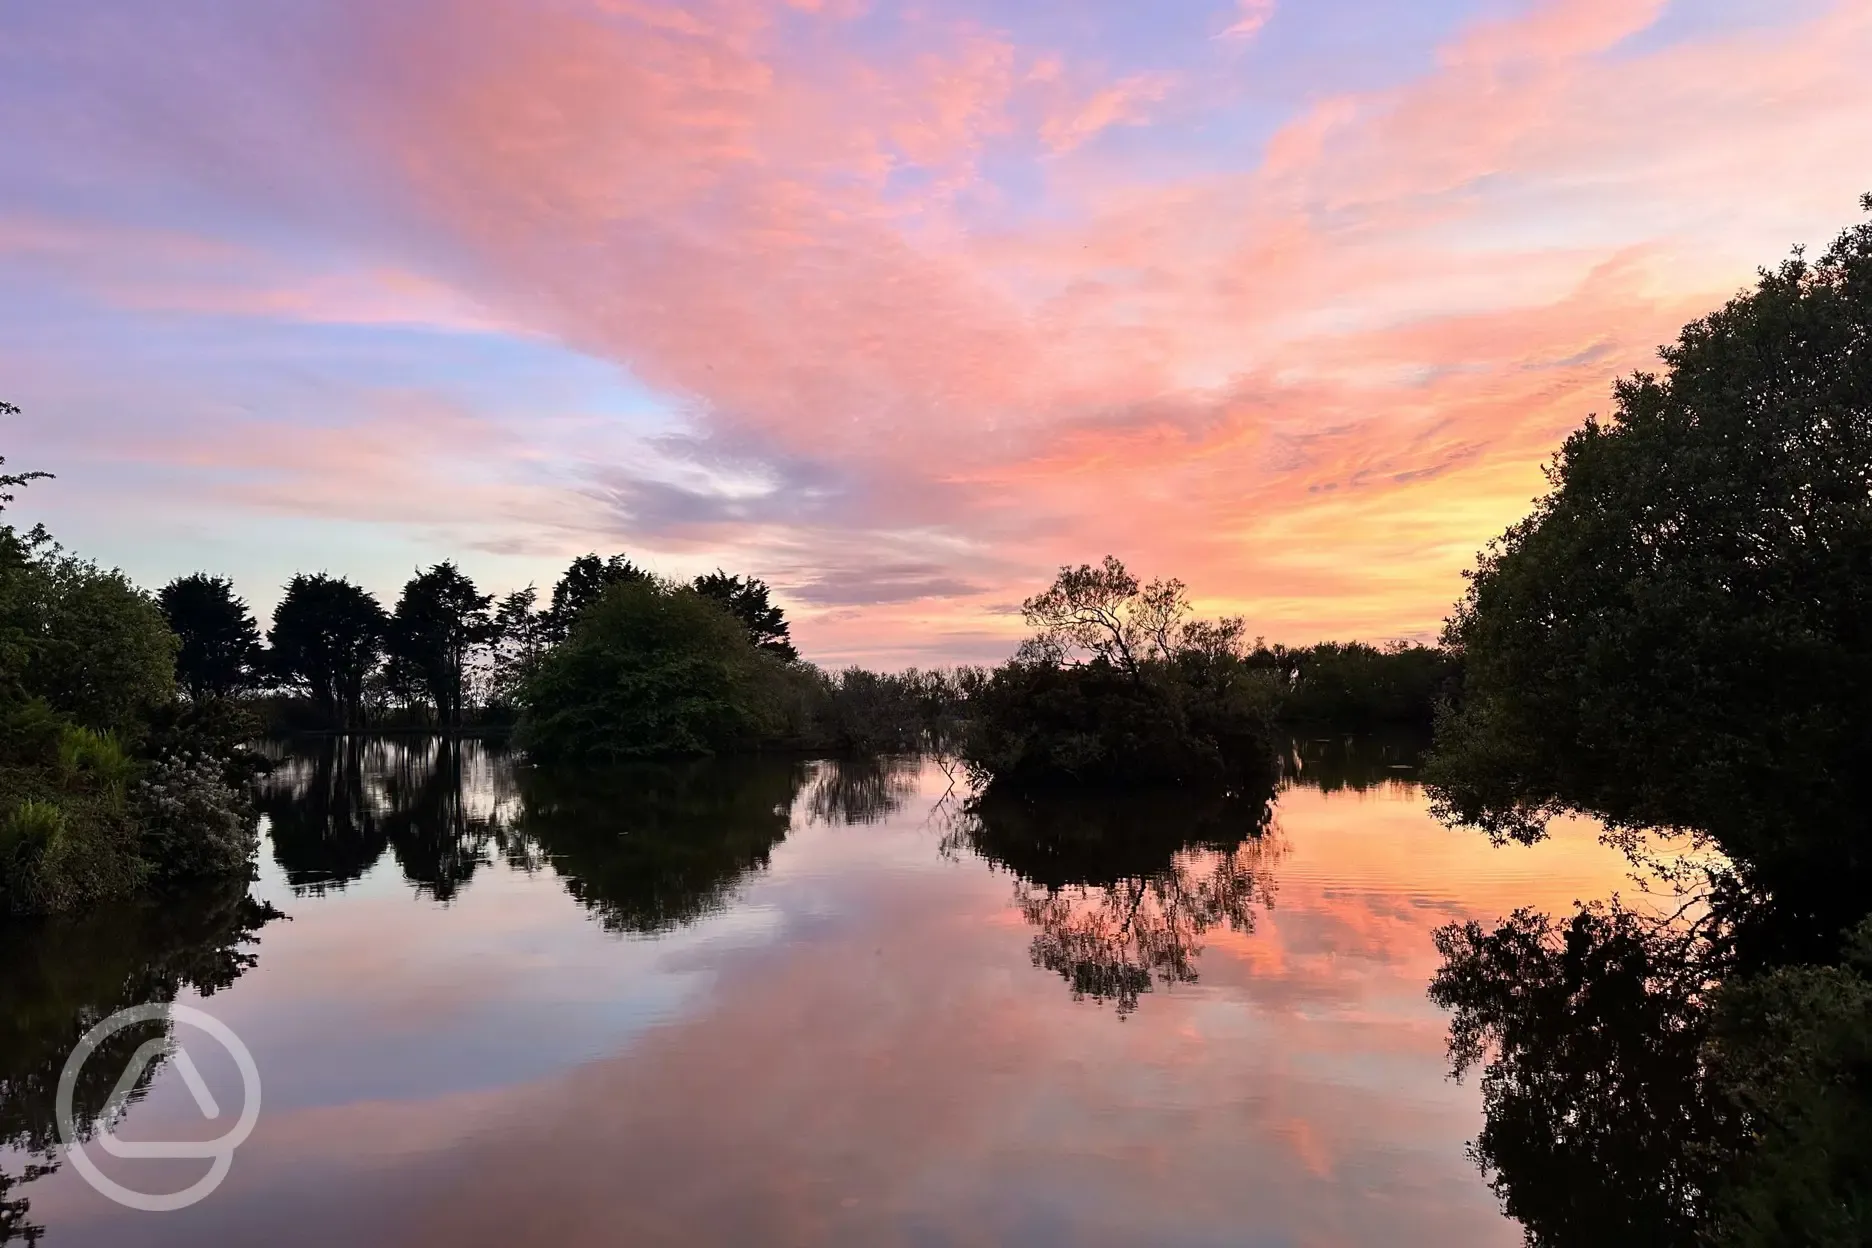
[387,562,494,729]
[0,400,50,514]
[1018,555,1192,674]
[965,558,1278,791]
[546,553,647,641]
[1428,197,1872,928]
[692,569,797,660]
[0,544,176,736]
[157,573,261,701]
[267,574,387,730]
[516,578,783,762]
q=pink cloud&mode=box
[1038,73,1176,154]
[12,0,1872,662]
[1220,0,1277,41]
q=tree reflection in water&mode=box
[257,740,921,930]
[256,737,523,900]
[1278,728,1429,795]
[4,745,926,1243]
[1431,874,1872,1246]
[515,757,807,934]
[797,755,921,827]
[1430,900,1731,1246]
[949,785,1282,1017]
[0,881,281,1244]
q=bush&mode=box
[19,554,177,737]
[55,726,134,799]
[0,789,145,916]
[1,798,66,862]
[132,751,259,884]
[515,579,785,762]
[1276,641,1460,726]
[807,666,980,753]
[961,658,1277,791]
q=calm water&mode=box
[2,738,1641,1247]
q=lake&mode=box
[2,737,1640,1246]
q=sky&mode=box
[2,0,1869,666]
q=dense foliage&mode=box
[267,573,387,731]
[0,411,261,915]
[515,578,788,762]
[545,552,647,643]
[158,573,262,700]
[387,562,496,731]
[692,570,797,659]
[961,558,1281,790]
[1429,198,1872,930]
[1426,200,1872,1247]
[1265,640,1458,726]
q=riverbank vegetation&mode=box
[0,424,260,916]
[1426,196,1872,1246]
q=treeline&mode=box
[156,553,801,734]
[156,546,1451,753]
[956,557,1455,793]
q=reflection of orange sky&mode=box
[22,772,1651,1246]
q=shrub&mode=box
[0,791,145,915]
[22,555,177,736]
[961,658,1277,791]
[1,798,66,861]
[0,697,63,765]
[132,751,259,884]
[55,726,134,799]
[1277,642,1460,726]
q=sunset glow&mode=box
[5,0,1869,663]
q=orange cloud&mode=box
[11,0,1872,662]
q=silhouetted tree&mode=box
[488,585,550,708]
[387,562,495,731]
[0,400,51,517]
[692,569,797,659]
[1018,556,1191,675]
[267,574,386,730]
[1428,195,1872,948]
[964,558,1281,790]
[546,553,647,642]
[156,574,261,700]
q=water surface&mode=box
[2,738,1639,1246]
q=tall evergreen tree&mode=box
[546,553,647,642]
[488,585,549,708]
[692,569,797,660]
[387,563,495,731]
[268,574,387,730]
[157,573,261,700]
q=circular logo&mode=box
[54,1003,261,1213]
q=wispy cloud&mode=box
[1220,0,1277,40]
[4,0,1870,663]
